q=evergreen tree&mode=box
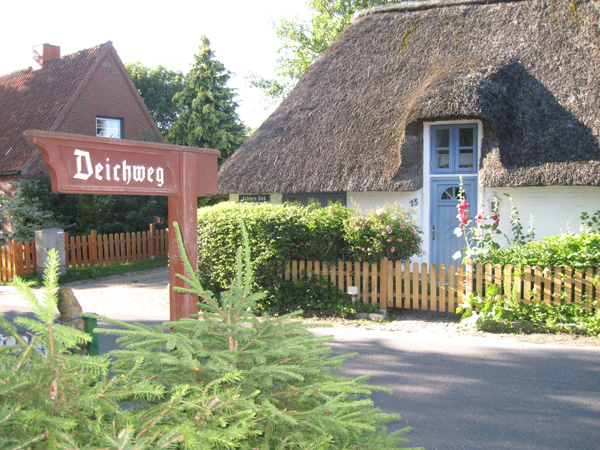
[0,224,419,448]
[3,179,77,241]
[167,37,248,165]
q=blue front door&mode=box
[430,178,477,267]
[429,123,478,267]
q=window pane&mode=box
[96,117,121,138]
[308,197,321,205]
[435,129,450,148]
[435,149,450,169]
[459,149,474,168]
[459,128,473,147]
[327,197,342,205]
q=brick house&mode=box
[0,41,163,233]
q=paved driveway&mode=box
[2,267,599,449]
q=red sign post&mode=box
[24,130,220,321]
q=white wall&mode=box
[481,186,600,245]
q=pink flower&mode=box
[376,208,384,216]
[387,238,392,242]
[391,247,396,253]
[386,225,392,234]
[398,238,402,242]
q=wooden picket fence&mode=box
[285,258,600,313]
[0,225,168,281]
[0,240,36,281]
[64,224,168,269]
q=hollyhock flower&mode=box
[477,214,483,226]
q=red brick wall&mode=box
[57,49,162,142]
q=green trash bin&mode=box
[83,314,99,356]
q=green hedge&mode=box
[477,231,600,270]
[197,202,422,315]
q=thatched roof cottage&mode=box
[218,0,600,265]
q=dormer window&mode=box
[96,117,122,139]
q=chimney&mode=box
[32,43,61,70]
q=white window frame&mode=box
[96,117,123,139]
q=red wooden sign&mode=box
[24,130,220,321]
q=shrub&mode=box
[197,202,422,315]
[262,275,377,318]
[457,283,600,336]
[344,204,423,262]
[477,230,600,270]
[197,201,305,294]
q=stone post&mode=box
[35,228,67,277]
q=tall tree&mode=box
[125,63,185,136]
[167,37,248,164]
[252,0,397,100]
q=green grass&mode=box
[11,258,169,286]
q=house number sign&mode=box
[24,130,220,321]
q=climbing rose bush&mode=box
[344,204,422,263]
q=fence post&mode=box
[11,240,19,277]
[465,260,473,297]
[149,224,156,259]
[379,258,388,310]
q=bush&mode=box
[0,226,416,449]
[262,275,377,318]
[197,202,422,315]
[197,201,305,294]
[457,284,600,336]
[477,230,600,270]
[344,205,423,262]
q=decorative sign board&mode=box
[239,194,270,203]
[25,130,220,321]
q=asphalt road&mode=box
[2,267,599,449]
[311,328,600,450]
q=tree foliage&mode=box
[166,36,248,164]
[252,0,398,100]
[3,179,167,240]
[125,62,185,136]
[3,179,77,241]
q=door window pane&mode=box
[459,128,474,147]
[435,149,450,169]
[459,148,474,168]
[436,129,450,148]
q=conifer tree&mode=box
[101,222,418,448]
[0,226,420,448]
[167,37,248,165]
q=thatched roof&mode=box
[219,0,600,193]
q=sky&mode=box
[0,0,311,129]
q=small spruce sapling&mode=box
[100,221,420,449]
[0,249,166,449]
